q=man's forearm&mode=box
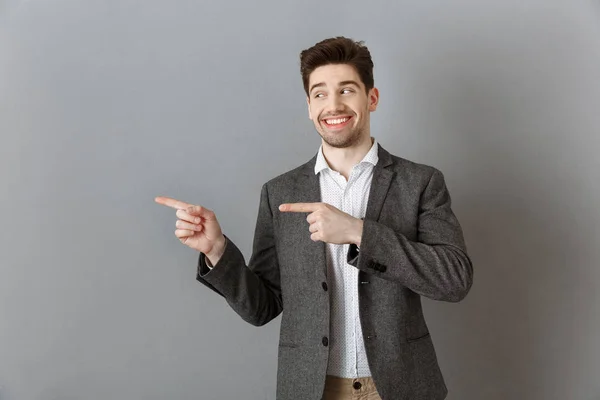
[348,219,473,302]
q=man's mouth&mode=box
[322,116,353,129]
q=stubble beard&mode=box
[317,122,365,149]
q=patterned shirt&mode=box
[314,139,379,378]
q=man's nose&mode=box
[325,94,345,114]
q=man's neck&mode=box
[322,135,374,180]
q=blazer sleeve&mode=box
[347,168,473,302]
[195,183,283,326]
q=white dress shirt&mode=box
[314,139,379,378]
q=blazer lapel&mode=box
[295,157,328,278]
[365,145,395,222]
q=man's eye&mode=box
[315,93,325,98]
[342,89,354,94]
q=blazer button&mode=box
[353,381,362,390]
[322,336,329,347]
[322,282,328,291]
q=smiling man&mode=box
[156,37,473,400]
[308,63,376,152]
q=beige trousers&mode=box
[322,375,383,400]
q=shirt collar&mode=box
[314,138,379,175]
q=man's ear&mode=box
[368,87,380,112]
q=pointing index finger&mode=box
[279,203,321,213]
[154,196,192,211]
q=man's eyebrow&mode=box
[309,82,326,94]
[338,80,360,88]
[309,80,361,94]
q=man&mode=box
[156,37,473,400]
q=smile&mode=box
[322,116,353,128]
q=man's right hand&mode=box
[154,196,226,265]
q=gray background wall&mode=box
[1,0,599,399]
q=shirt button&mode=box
[322,282,328,291]
[322,336,329,346]
[353,381,362,390]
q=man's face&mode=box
[307,64,379,149]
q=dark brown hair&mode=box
[300,36,374,96]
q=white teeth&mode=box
[325,118,348,125]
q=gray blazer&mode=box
[196,144,473,400]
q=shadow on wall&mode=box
[394,35,597,399]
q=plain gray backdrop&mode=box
[1,0,599,399]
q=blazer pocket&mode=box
[406,332,430,343]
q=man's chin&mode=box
[320,134,358,149]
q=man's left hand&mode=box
[279,202,363,246]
